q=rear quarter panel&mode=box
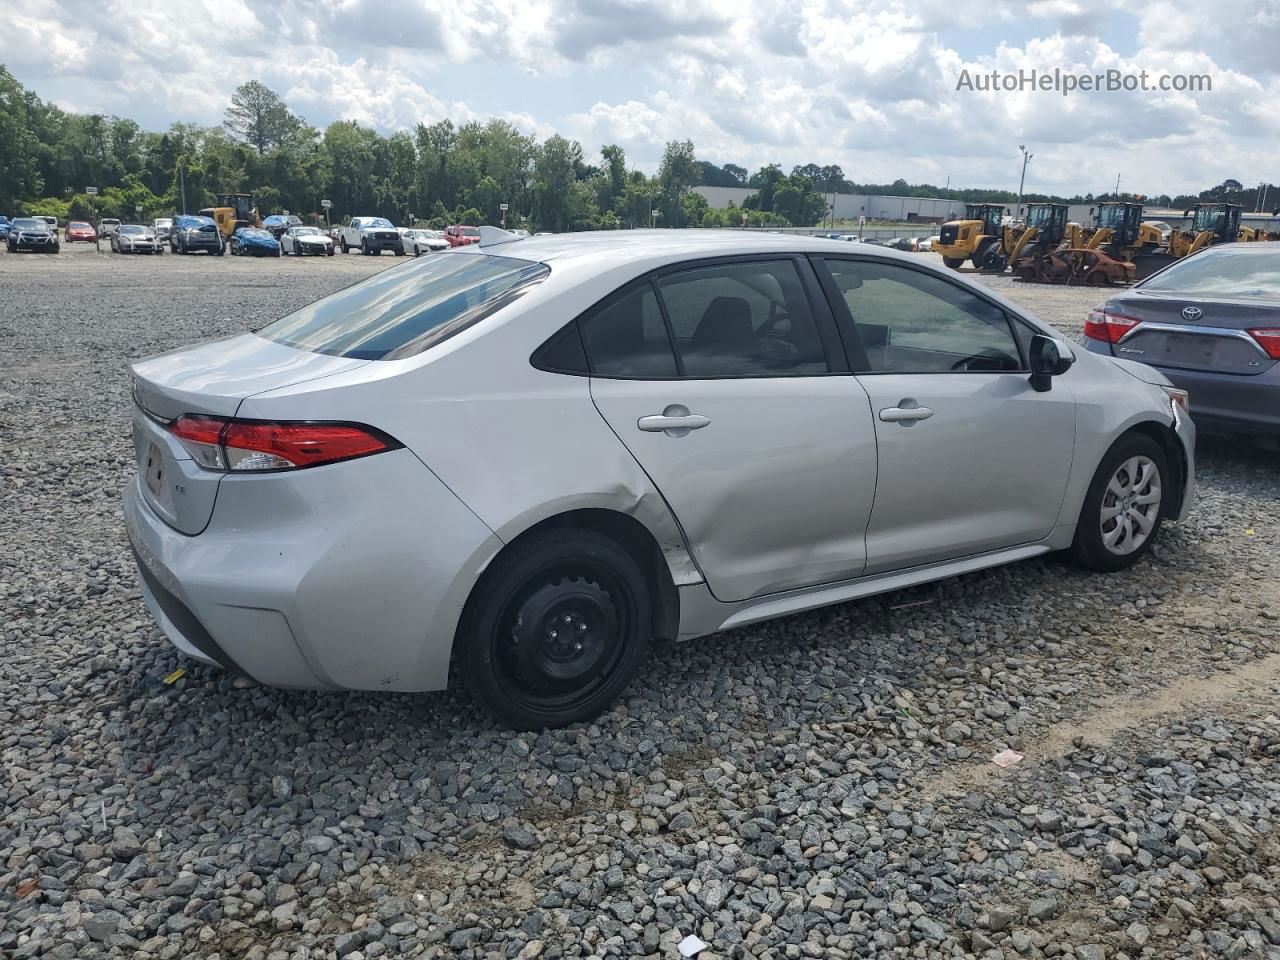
[236,257,705,587]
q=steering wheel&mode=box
[950,348,1016,372]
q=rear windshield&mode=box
[1141,249,1280,300]
[258,253,550,360]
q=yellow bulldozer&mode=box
[935,203,1008,269]
[198,193,262,240]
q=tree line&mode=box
[1,66,1273,230]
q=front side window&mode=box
[823,259,1022,373]
[260,254,549,360]
[656,260,828,377]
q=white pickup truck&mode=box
[338,216,403,255]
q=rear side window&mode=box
[657,260,828,377]
[259,254,549,360]
[580,285,677,377]
[575,259,829,379]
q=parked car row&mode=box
[2,212,487,263]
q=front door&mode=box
[817,256,1076,574]
[583,257,879,602]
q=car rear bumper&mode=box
[1083,339,1280,438]
[122,449,502,692]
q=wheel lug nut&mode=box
[574,642,583,652]
[548,629,558,640]
[577,622,586,633]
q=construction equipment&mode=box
[1082,202,1164,261]
[198,193,262,240]
[936,203,1007,269]
[995,203,1070,274]
[1131,203,1242,279]
[1014,247,1136,285]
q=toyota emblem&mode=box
[1181,306,1203,320]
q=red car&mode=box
[65,221,96,243]
[444,224,480,247]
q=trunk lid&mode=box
[129,334,369,533]
[1104,293,1279,376]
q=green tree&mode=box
[224,81,300,155]
[0,66,42,208]
[657,139,698,225]
[532,135,583,232]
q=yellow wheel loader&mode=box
[935,204,1007,269]
[1132,203,1242,278]
[1083,202,1163,260]
[992,203,1070,274]
[198,193,262,241]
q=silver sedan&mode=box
[123,230,1194,728]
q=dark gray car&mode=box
[1082,242,1280,443]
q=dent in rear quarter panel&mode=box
[204,449,501,691]
[235,273,704,589]
[1054,351,1178,532]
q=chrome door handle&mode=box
[638,404,710,437]
[879,405,933,423]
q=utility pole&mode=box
[1016,145,1033,219]
[179,162,187,215]
[1114,173,1121,198]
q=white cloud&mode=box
[3,0,1276,195]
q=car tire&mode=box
[1070,432,1169,573]
[942,256,964,269]
[458,528,652,730]
[327,245,334,257]
[341,238,349,254]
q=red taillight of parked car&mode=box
[1246,328,1280,360]
[1084,309,1142,343]
[169,415,400,472]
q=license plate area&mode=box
[1162,333,1216,364]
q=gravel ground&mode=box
[2,243,1279,960]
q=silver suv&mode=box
[124,231,1194,728]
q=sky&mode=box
[3,0,1278,197]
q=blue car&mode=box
[230,227,282,257]
[0,216,10,241]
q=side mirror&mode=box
[1029,334,1075,392]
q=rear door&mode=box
[815,256,1076,575]
[586,256,879,603]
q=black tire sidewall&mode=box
[460,530,651,730]
[1072,433,1169,572]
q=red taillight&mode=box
[168,416,399,472]
[1084,309,1142,344]
[1247,328,1280,360]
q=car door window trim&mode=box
[540,253,853,381]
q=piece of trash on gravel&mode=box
[992,749,1024,768]
[679,934,709,957]
[163,668,186,685]
[16,877,38,898]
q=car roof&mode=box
[479,228,923,266]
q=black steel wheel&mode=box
[459,529,651,729]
